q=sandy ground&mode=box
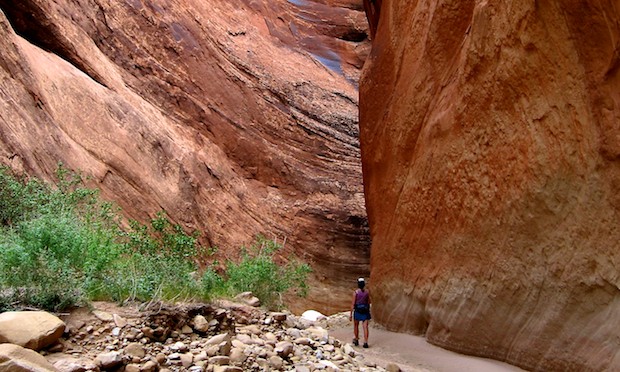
[329,326,527,372]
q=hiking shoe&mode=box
[353,339,359,346]
[363,343,369,348]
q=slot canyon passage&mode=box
[0,1,620,372]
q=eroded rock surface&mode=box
[0,0,371,312]
[360,1,620,371]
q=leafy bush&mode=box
[0,165,311,312]
[0,165,121,310]
[207,236,312,309]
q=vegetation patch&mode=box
[0,165,310,311]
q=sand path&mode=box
[329,326,527,372]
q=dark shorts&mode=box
[354,304,371,321]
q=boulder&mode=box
[0,343,57,372]
[0,312,65,351]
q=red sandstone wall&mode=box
[0,0,370,313]
[360,1,620,370]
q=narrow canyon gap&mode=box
[360,0,620,371]
[0,0,372,312]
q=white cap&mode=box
[358,277,365,282]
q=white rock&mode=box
[300,310,325,322]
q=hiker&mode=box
[349,277,371,348]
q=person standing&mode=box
[349,277,371,348]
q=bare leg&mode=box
[363,320,369,344]
[353,320,360,341]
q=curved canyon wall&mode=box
[360,0,620,371]
[0,0,370,313]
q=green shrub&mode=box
[200,267,226,300]
[214,235,311,309]
[0,166,311,311]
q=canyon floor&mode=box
[55,301,527,371]
[329,326,526,372]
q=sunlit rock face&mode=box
[360,1,620,370]
[0,0,371,313]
